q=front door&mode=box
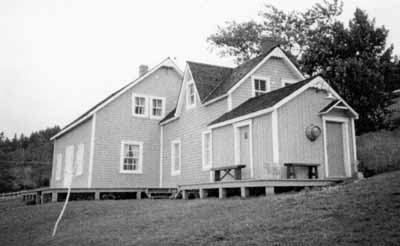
[239,125,250,168]
[326,121,346,177]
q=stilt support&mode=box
[136,191,142,200]
[265,187,274,195]
[240,187,249,198]
[199,189,207,199]
[182,190,189,200]
[218,187,226,199]
[94,192,100,200]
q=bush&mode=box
[357,128,400,177]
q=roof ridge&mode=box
[202,50,275,102]
[187,60,234,69]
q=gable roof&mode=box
[186,62,233,102]
[208,76,317,126]
[51,58,183,140]
[187,45,280,104]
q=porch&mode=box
[178,178,346,199]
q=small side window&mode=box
[186,82,196,109]
[253,77,269,96]
[55,153,62,181]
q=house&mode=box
[49,44,359,198]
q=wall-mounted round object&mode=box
[305,124,321,141]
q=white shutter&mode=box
[55,154,62,181]
[75,144,84,176]
[64,145,75,187]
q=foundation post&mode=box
[218,187,227,199]
[182,190,189,200]
[199,189,207,199]
[240,187,249,198]
[265,187,274,195]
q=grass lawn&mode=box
[1,171,400,246]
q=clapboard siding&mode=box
[92,67,181,188]
[51,118,92,188]
[252,113,275,179]
[162,93,228,187]
[231,57,301,109]
[278,88,333,178]
[212,125,234,168]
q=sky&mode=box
[0,0,399,138]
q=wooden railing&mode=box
[0,190,39,201]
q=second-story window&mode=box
[186,81,196,109]
[133,95,147,117]
[253,78,269,96]
[150,96,165,119]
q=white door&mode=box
[64,145,74,187]
[238,125,251,178]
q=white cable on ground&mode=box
[52,186,71,237]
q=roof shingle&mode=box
[208,76,316,126]
[188,44,280,103]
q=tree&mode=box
[301,9,395,133]
[208,0,343,64]
[208,1,397,134]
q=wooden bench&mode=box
[211,164,246,182]
[284,163,320,179]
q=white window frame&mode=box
[171,139,181,176]
[55,153,62,181]
[186,81,196,109]
[149,96,166,119]
[120,140,144,174]
[75,143,84,176]
[132,93,148,118]
[202,131,212,170]
[251,76,270,97]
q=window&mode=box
[75,144,84,176]
[132,94,148,117]
[149,96,165,119]
[171,139,181,175]
[120,141,143,173]
[186,81,196,109]
[253,77,269,96]
[202,131,212,170]
[55,153,62,181]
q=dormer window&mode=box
[253,76,270,97]
[186,81,196,109]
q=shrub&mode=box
[357,128,400,177]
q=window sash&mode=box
[75,144,84,176]
[151,98,163,117]
[171,140,181,174]
[56,154,62,180]
[254,78,268,96]
[188,83,195,105]
[122,144,141,171]
[202,132,211,169]
[133,96,147,116]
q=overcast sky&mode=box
[0,0,399,137]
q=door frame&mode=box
[322,116,351,178]
[233,120,254,178]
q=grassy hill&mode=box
[1,171,400,246]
